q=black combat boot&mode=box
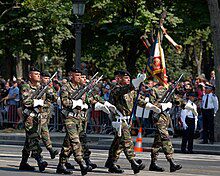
[149,161,165,172]
[108,164,124,173]
[65,162,75,170]
[78,160,92,175]
[168,159,182,172]
[19,154,35,171]
[35,156,48,172]
[85,158,97,170]
[105,158,124,173]
[19,162,35,171]
[48,148,59,159]
[104,158,112,168]
[130,159,145,174]
[136,159,143,165]
[56,163,72,174]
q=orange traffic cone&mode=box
[134,127,143,152]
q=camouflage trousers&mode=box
[66,119,91,160]
[59,117,83,164]
[151,113,174,161]
[22,114,42,159]
[41,119,52,150]
[108,120,135,162]
[79,119,91,160]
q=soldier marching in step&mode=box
[105,70,161,174]
[56,68,92,175]
[40,71,59,159]
[148,82,182,172]
[19,67,48,172]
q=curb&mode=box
[0,133,220,155]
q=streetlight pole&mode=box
[72,0,86,70]
[74,18,83,70]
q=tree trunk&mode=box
[207,0,220,142]
[15,55,23,79]
[193,45,202,75]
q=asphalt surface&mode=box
[0,145,220,176]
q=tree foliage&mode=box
[0,0,213,80]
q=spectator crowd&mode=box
[0,64,218,146]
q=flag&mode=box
[146,32,168,87]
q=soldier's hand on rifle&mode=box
[160,102,173,111]
[72,99,83,109]
[33,99,44,107]
[104,101,116,113]
[81,103,89,111]
[145,102,161,113]
[94,102,110,114]
[132,73,146,90]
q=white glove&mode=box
[94,102,110,114]
[145,97,150,103]
[72,99,83,109]
[81,103,88,110]
[145,102,161,113]
[183,123,188,130]
[104,101,116,113]
[33,99,44,107]
[160,102,172,111]
[132,73,146,90]
[112,120,122,137]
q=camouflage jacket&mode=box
[60,81,80,113]
[21,81,42,115]
[42,85,58,109]
[150,86,168,104]
[110,84,146,116]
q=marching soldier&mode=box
[181,92,198,153]
[40,71,59,159]
[65,70,98,171]
[201,83,219,144]
[79,71,97,170]
[19,67,48,172]
[56,68,92,175]
[149,83,182,172]
[105,70,161,174]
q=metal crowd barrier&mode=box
[0,102,183,136]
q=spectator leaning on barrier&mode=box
[4,78,20,128]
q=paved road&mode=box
[0,145,220,176]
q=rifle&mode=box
[33,71,57,99]
[30,71,58,100]
[73,75,103,100]
[71,72,99,98]
[159,74,183,103]
[152,74,183,121]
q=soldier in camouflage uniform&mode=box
[56,68,91,175]
[40,71,59,159]
[64,71,98,171]
[79,71,97,169]
[19,67,48,172]
[105,70,161,174]
[149,84,182,172]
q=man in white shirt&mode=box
[181,92,198,153]
[201,83,219,144]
